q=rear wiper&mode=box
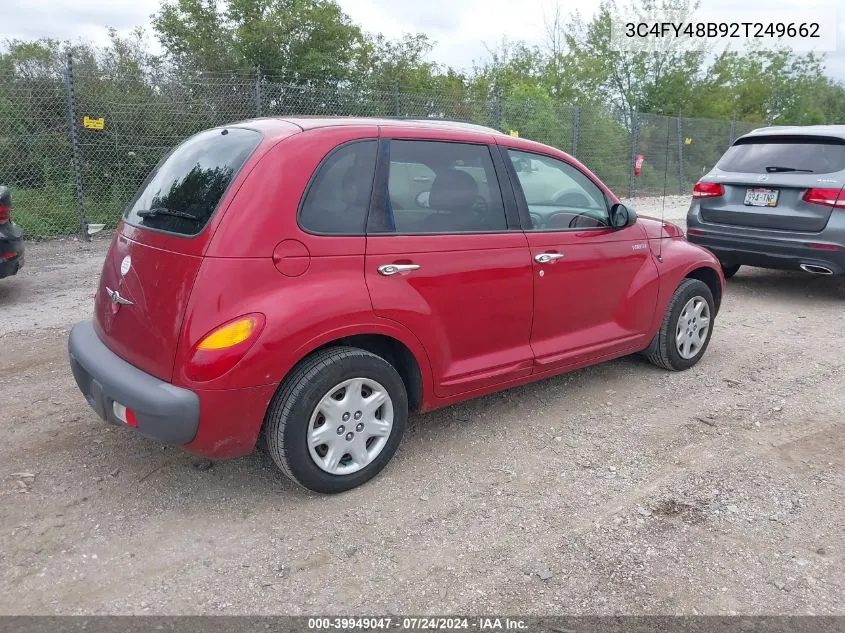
[764,165,814,173]
[136,207,201,221]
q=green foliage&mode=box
[11,185,117,237]
[153,0,367,84]
[554,0,706,120]
[500,85,574,151]
[688,48,838,124]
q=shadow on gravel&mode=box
[725,268,844,304]
[0,275,26,305]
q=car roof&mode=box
[740,125,845,141]
[234,116,505,137]
[286,116,505,135]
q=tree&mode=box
[549,0,705,125]
[360,33,440,93]
[690,48,836,124]
[816,80,845,124]
[153,0,368,84]
[469,38,546,100]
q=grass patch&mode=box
[10,185,128,238]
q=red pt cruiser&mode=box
[68,118,724,493]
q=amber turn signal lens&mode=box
[197,316,261,350]
[186,313,266,382]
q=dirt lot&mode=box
[0,202,843,615]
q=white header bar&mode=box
[610,9,839,53]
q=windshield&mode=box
[124,127,262,236]
[717,136,845,175]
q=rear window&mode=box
[717,136,845,174]
[124,127,262,236]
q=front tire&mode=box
[264,347,408,493]
[646,278,715,371]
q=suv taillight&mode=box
[692,181,725,198]
[0,185,10,224]
[802,188,845,209]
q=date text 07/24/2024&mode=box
[307,617,530,630]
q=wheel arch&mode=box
[685,265,723,315]
[280,322,433,414]
[315,334,424,412]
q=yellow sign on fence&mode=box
[509,130,519,137]
[83,116,105,130]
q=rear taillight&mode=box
[185,313,266,382]
[692,181,725,198]
[802,188,845,209]
[0,185,10,224]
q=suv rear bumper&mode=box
[687,215,845,275]
[0,251,23,279]
[68,320,200,445]
[0,223,24,279]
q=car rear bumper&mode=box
[68,320,200,445]
[0,252,23,278]
[0,229,24,279]
[687,216,845,275]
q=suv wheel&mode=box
[645,278,715,371]
[264,346,408,493]
[721,263,740,279]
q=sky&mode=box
[3,0,845,80]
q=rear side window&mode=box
[717,136,845,174]
[299,140,378,235]
[125,127,261,236]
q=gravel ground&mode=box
[622,195,691,224]
[0,198,843,615]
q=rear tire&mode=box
[721,263,740,279]
[646,278,715,371]
[264,347,408,494]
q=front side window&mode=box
[299,140,378,235]
[384,140,507,234]
[507,149,609,231]
[125,127,262,236]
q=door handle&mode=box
[378,263,421,276]
[534,252,564,264]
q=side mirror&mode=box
[0,185,10,208]
[610,202,636,229]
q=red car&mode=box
[68,118,724,493]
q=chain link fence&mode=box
[0,56,766,239]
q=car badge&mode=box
[105,287,133,314]
[120,255,131,276]
[757,175,769,182]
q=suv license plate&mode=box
[744,188,779,207]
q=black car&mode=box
[0,186,24,279]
